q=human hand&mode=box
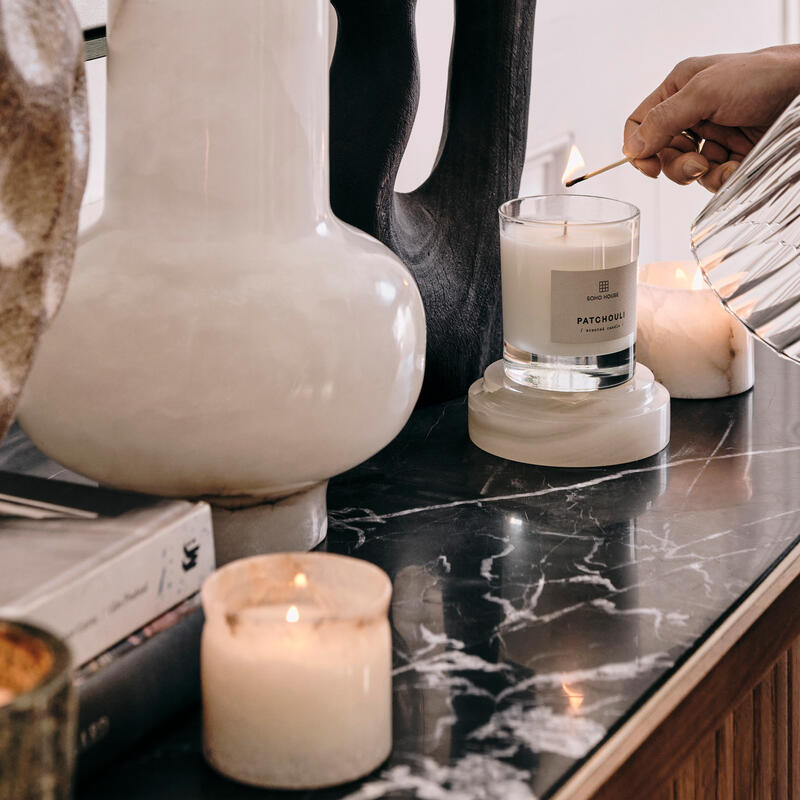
[623,45,800,191]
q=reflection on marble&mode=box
[4,349,800,800]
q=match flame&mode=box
[562,682,584,711]
[293,572,308,588]
[561,145,586,185]
[286,605,300,623]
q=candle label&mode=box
[550,261,636,344]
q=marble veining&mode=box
[4,348,800,800]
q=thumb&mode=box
[624,87,704,159]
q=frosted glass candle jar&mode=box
[201,553,392,789]
[500,195,640,391]
[638,262,754,399]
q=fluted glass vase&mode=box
[18,0,426,562]
[692,94,800,362]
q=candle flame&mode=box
[286,605,300,623]
[293,572,308,588]
[674,266,690,285]
[673,264,706,291]
[562,682,584,711]
[561,145,586,185]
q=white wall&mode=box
[74,0,787,263]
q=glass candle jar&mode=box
[499,195,640,391]
[201,552,392,789]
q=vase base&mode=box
[208,481,328,565]
[468,360,670,467]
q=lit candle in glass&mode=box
[499,194,640,392]
[637,261,754,399]
[201,553,392,789]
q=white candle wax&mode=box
[201,553,392,789]
[637,262,754,399]
[500,223,638,357]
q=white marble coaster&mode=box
[468,361,670,467]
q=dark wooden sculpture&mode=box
[330,0,536,404]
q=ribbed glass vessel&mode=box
[692,94,800,362]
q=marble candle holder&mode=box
[468,194,670,468]
[201,553,392,789]
[469,361,669,467]
[637,262,754,399]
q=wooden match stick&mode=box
[564,157,630,188]
[565,130,702,188]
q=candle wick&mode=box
[562,221,567,237]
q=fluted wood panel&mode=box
[662,640,800,799]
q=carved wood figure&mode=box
[0,0,88,439]
[330,0,536,403]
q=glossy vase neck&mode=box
[104,0,330,236]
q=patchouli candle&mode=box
[500,195,640,392]
[201,553,392,789]
[637,261,754,399]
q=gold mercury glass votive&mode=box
[0,621,75,800]
[201,552,392,789]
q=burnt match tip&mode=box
[564,176,585,188]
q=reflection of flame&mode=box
[691,266,705,291]
[562,682,584,711]
[561,145,586,185]
[293,572,308,588]
[286,605,300,623]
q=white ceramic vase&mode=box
[18,0,426,562]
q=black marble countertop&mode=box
[5,347,800,799]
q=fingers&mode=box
[624,115,661,177]
[693,120,754,159]
[698,160,740,192]
[631,155,662,178]
[696,138,729,164]
[622,54,752,187]
[660,149,710,184]
[623,82,708,159]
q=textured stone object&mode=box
[0,0,88,441]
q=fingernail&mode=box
[721,163,738,184]
[623,131,646,158]
[682,158,707,179]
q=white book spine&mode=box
[5,504,214,666]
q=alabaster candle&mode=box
[201,553,392,789]
[637,262,754,399]
[500,195,640,392]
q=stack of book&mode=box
[0,471,214,774]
